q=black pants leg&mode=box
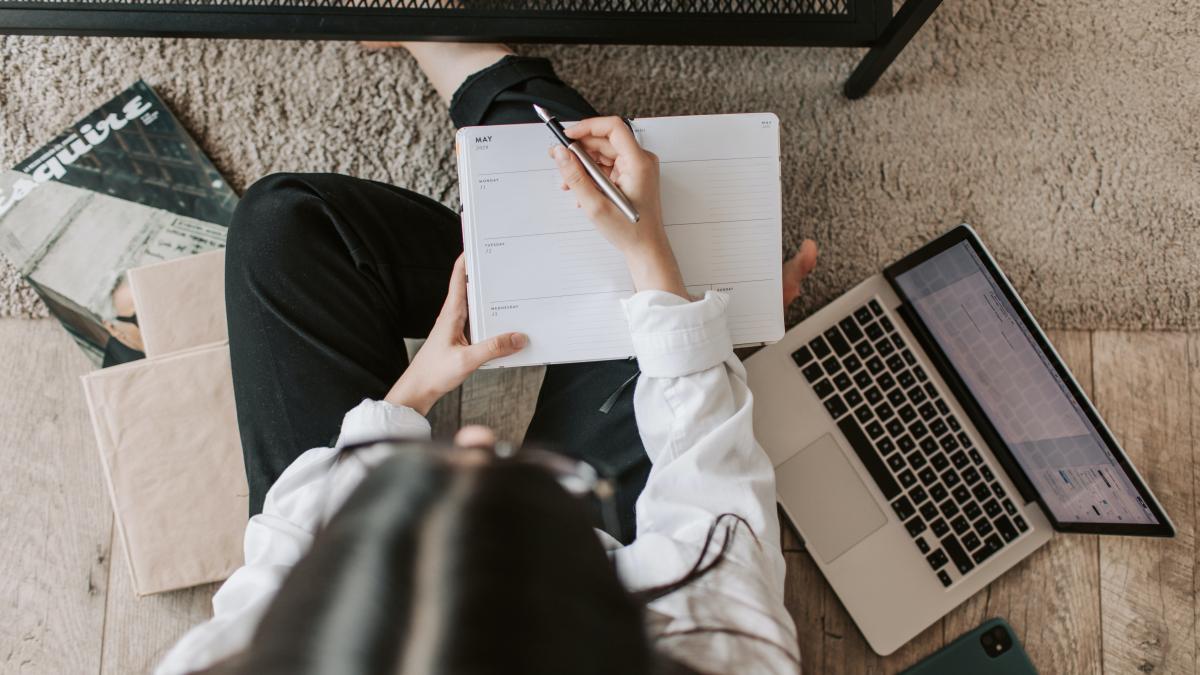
[227,56,650,542]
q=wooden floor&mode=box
[1,320,1195,674]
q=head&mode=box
[197,439,711,675]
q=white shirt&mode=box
[156,290,800,675]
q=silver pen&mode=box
[533,104,640,223]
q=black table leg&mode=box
[843,0,944,99]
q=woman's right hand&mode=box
[550,117,688,299]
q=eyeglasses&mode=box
[335,438,624,542]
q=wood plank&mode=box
[425,388,462,440]
[459,366,545,445]
[942,330,1102,674]
[0,320,112,675]
[1094,332,1195,675]
[99,527,219,675]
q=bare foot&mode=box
[782,239,818,308]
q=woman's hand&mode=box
[550,116,688,299]
[385,255,527,416]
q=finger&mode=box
[454,424,497,450]
[463,332,527,369]
[571,135,619,164]
[551,146,614,220]
[564,116,642,156]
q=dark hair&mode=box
[195,442,758,675]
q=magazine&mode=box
[0,80,237,366]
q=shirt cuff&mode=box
[621,290,733,378]
[334,398,432,448]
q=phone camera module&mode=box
[980,625,1013,658]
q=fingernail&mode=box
[511,333,528,348]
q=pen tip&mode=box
[532,104,551,123]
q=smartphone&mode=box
[900,618,1038,675]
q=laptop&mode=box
[746,225,1174,655]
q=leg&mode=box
[843,0,944,99]
[225,173,462,515]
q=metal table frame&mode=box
[0,0,943,98]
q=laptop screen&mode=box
[892,240,1159,526]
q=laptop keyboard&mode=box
[791,298,1030,588]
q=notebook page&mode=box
[457,113,782,367]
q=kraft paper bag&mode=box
[127,249,227,357]
[82,342,248,596]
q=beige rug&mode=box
[2,0,1197,329]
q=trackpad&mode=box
[776,434,887,564]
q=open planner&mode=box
[456,113,783,367]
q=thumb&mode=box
[464,332,528,369]
[551,146,610,218]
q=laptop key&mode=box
[931,518,950,537]
[1014,515,1029,532]
[891,495,915,520]
[877,437,897,456]
[995,515,1019,542]
[918,467,939,487]
[907,386,927,406]
[916,536,931,553]
[897,470,916,488]
[908,452,927,470]
[920,437,939,456]
[878,372,896,391]
[886,453,907,472]
[950,450,970,469]
[865,322,884,341]
[865,421,885,439]
[931,453,950,471]
[886,419,905,437]
[855,371,874,389]
[864,386,883,404]
[974,517,994,537]
[869,299,883,316]
[902,349,917,366]
[866,356,885,374]
[825,327,851,356]
[839,416,901,499]
[839,317,864,343]
[912,362,926,378]
[941,534,975,574]
[946,413,959,430]
[919,502,939,521]
[938,570,953,587]
[950,516,971,536]
[844,389,863,408]
[875,403,895,421]
[961,531,981,550]
[1003,498,1018,515]
[910,485,929,505]
[961,467,981,485]
[791,346,814,367]
[918,402,937,421]
[924,382,938,399]
[929,484,948,502]
[908,420,929,440]
[876,339,895,358]
[905,516,926,537]
[951,485,971,504]
[854,306,874,325]
[940,499,960,518]
[963,501,983,520]
[972,483,991,502]
[812,379,835,399]
[892,391,911,410]
[969,449,984,465]
[891,334,905,350]
[957,431,972,448]
[810,336,831,359]
[984,499,1003,518]
[886,354,905,373]
[801,362,824,382]
[857,341,876,360]
[844,354,863,373]
[824,395,848,419]
[929,418,948,437]
[942,469,961,489]
[897,370,916,389]
[880,316,895,332]
[822,356,841,376]
[926,548,948,570]
[981,465,995,481]
[940,434,960,452]
[991,481,1006,499]
[898,435,916,452]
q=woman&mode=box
[155,42,819,675]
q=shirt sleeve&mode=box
[613,290,799,672]
[154,399,429,675]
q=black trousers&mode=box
[226,57,649,542]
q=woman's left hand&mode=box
[385,254,527,416]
